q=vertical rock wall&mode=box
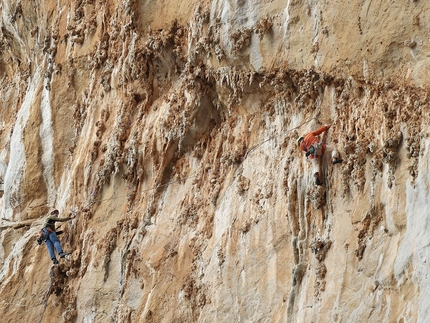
[0,0,429,322]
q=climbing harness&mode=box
[306,142,323,160]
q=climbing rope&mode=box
[244,114,318,159]
[77,114,320,214]
[4,113,319,224]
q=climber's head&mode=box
[50,209,59,216]
[297,137,304,146]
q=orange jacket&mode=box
[299,125,329,158]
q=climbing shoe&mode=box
[332,158,343,165]
[59,252,70,258]
[314,173,323,186]
[52,258,59,265]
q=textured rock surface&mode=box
[0,0,429,322]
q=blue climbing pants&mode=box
[44,230,63,260]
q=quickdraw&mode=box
[306,142,323,159]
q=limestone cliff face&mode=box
[0,0,429,322]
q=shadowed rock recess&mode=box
[0,1,429,322]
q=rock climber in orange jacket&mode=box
[297,125,343,185]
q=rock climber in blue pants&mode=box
[38,209,75,265]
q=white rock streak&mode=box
[39,81,57,206]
